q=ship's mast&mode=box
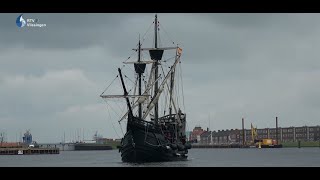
[169,70,174,116]
[154,14,159,123]
[118,68,133,119]
[138,39,142,119]
[106,14,177,123]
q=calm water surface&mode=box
[0,148,319,167]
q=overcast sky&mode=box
[1,13,319,143]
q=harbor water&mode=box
[0,148,319,167]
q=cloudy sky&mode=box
[1,13,319,143]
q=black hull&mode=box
[119,118,189,163]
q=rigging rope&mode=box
[141,21,154,45]
[124,74,136,85]
[131,74,138,103]
[163,56,176,64]
[104,101,122,138]
[175,66,180,109]
[160,64,169,115]
[143,122,161,147]
[144,64,149,89]
[116,99,127,117]
[100,75,119,96]
[103,99,122,119]
[123,51,136,63]
[142,50,150,59]
[179,61,186,112]
[159,22,175,45]
[119,121,124,136]
[123,21,153,63]
[123,64,135,74]
[165,83,170,116]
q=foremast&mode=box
[153,14,159,124]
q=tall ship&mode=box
[100,14,191,163]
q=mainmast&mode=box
[112,14,177,123]
[138,39,142,119]
[154,14,159,123]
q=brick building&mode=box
[194,125,320,145]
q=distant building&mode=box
[96,138,122,144]
[281,127,295,142]
[212,130,231,144]
[193,125,320,145]
[309,126,320,141]
[190,126,205,143]
[96,138,110,144]
[229,129,241,143]
[22,130,32,145]
[257,128,269,140]
[200,131,211,144]
[0,132,5,143]
[0,142,21,148]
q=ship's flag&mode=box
[177,47,182,56]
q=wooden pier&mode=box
[0,148,59,155]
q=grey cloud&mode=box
[0,13,147,51]
[1,13,320,142]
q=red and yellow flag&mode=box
[177,47,182,55]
